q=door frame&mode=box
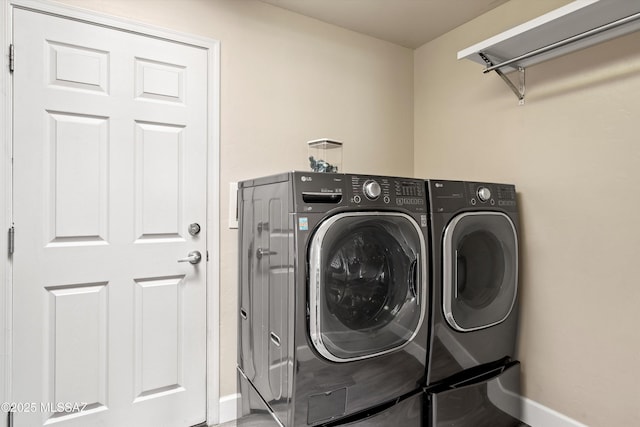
[0,1,221,426]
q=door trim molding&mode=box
[1,1,221,425]
[1,2,11,427]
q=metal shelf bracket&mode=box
[479,53,525,105]
[462,5,640,107]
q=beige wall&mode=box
[415,1,640,425]
[54,0,415,398]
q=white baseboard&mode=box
[218,393,239,424]
[521,397,588,427]
[217,392,586,427]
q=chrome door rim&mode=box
[442,211,518,332]
[308,211,427,362]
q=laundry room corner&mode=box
[414,0,640,425]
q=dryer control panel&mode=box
[429,180,517,213]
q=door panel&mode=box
[13,8,208,427]
[46,282,109,415]
[47,111,110,244]
[47,40,109,93]
[134,122,186,241]
[133,275,186,401]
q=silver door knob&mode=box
[188,223,201,236]
[177,251,202,264]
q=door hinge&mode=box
[8,226,14,255]
[9,44,14,73]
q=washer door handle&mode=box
[409,259,419,304]
[454,250,459,299]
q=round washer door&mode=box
[309,212,428,362]
[442,212,518,332]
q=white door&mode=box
[12,7,208,427]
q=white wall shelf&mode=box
[458,0,640,104]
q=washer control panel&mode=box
[350,175,426,212]
[294,172,427,213]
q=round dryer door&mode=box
[443,212,518,332]
[308,212,427,362]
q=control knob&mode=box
[363,180,381,200]
[477,187,491,203]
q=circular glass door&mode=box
[309,212,427,362]
[442,212,518,332]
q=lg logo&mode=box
[301,176,313,182]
